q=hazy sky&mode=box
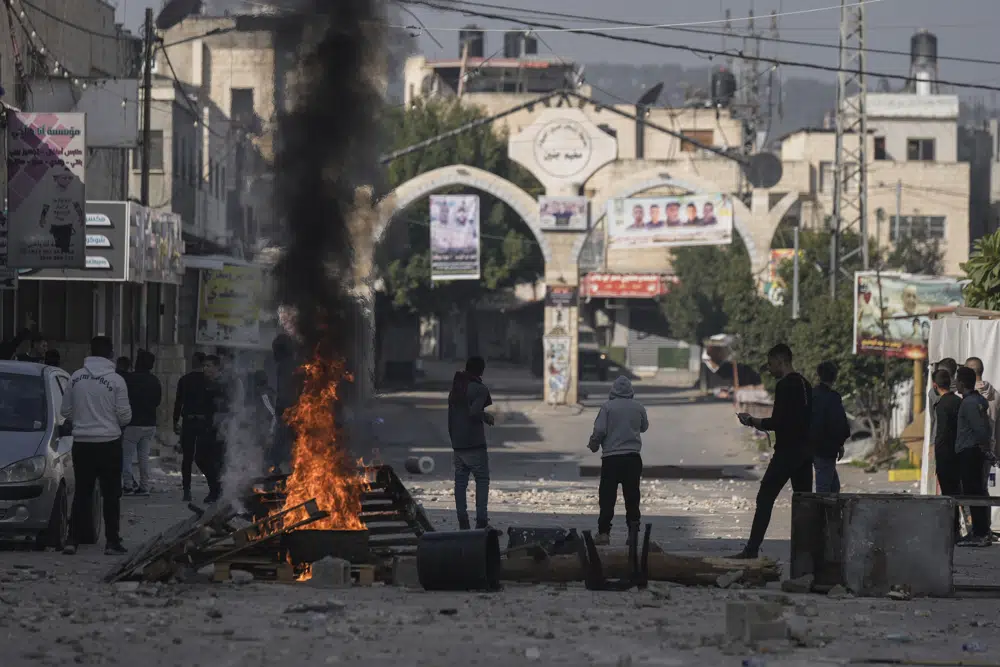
[116,0,1000,100]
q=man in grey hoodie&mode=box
[588,376,649,545]
[448,356,495,530]
[61,336,133,556]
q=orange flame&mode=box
[279,353,367,530]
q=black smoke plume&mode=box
[273,0,382,386]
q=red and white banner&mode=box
[581,273,677,298]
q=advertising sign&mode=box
[538,196,588,231]
[430,194,480,281]
[545,285,578,308]
[544,335,572,405]
[142,210,183,285]
[606,194,734,249]
[197,265,272,348]
[854,271,965,359]
[762,249,799,306]
[5,112,86,268]
[581,273,677,298]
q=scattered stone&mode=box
[885,632,913,643]
[284,600,346,615]
[795,603,819,618]
[725,602,787,642]
[229,570,254,584]
[827,585,850,599]
[439,608,458,616]
[914,609,931,618]
[114,582,140,593]
[717,570,744,589]
[780,574,814,594]
[525,647,541,660]
[206,608,223,619]
[851,614,871,626]
[390,557,420,588]
[888,585,912,601]
[308,557,351,589]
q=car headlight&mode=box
[0,456,47,483]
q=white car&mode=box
[0,361,103,549]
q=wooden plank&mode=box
[351,564,375,586]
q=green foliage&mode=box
[881,225,944,275]
[377,101,544,312]
[961,230,1000,311]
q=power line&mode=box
[421,0,1000,69]
[18,0,127,40]
[401,0,1000,93]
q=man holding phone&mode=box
[733,343,813,559]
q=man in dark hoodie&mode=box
[122,349,162,496]
[448,356,495,530]
[588,375,649,545]
[810,361,851,494]
[955,366,993,547]
[928,358,959,444]
[173,352,206,502]
[196,355,230,504]
[734,343,812,559]
[931,368,962,539]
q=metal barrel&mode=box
[416,529,501,591]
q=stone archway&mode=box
[376,164,553,262]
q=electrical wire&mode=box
[18,0,126,40]
[400,0,1000,93]
[419,0,1000,69]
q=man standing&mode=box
[810,361,851,494]
[734,344,813,559]
[931,368,962,539]
[928,358,958,444]
[61,336,132,556]
[965,357,1000,453]
[195,356,230,504]
[122,349,162,496]
[588,375,649,545]
[955,366,993,547]
[448,356,494,530]
[173,352,206,502]
[16,334,48,363]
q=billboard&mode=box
[430,194,480,281]
[197,265,273,349]
[581,273,677,298]
[762,249,800,306]
[142,210,184,285]
[606,194,734,249]
[538,196,588,231]
[854,272,966,359]
[5,112,87,268]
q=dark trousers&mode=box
[598,453,643,535]
[454,448,490,527]
[958,448,991,537]
[195,429,225,496]
[69,439,123,546]
[747,450,813,554]
[179,421,202,491]
[936,455,962,537]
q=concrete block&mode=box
[391,556,420,587]
[725,601,787,642]
[308,557,351,588]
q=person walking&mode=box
[61,336,132,556]
[955,366,993,547]
[195,356,230,504]
[250,370,279,472]
[931,368,962,539]
[448,356,494,530]
[734,343,813,559]
[810,361,851,494]
[588,375,649,545]
[122,349,162,496]
[173,352,206,502]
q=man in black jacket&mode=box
[810,361,851,493]
[122,349,162,496]
[173,352,206,502]
[195,355,229,504]
[734,343,813,559]
[931,368,962,539]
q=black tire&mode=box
[37,485,69,550]
[79,486,104,545]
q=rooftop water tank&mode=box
[711,68,737,107]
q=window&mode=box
[890,215,946,242]
[0,373,46,431]
[231,88,255,128]
[131,130,164,171]
[907,138,935,161]
[874,136,887,160]
[680,129,714,152]
[179,137,188,182]
[819,161,834,193]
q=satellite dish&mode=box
[156,0,203,31]
[743,152,783,189]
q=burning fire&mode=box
[279,353,367,530]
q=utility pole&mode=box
[737,5,761,205]
[792,224,800,320]
[139,6,154,351]
[894,179,902,243]
[829,0,869,297]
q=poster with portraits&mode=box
[606,194,734,249]
[538,196,588,231]
[853,271,966,359]
[430,194,480,281]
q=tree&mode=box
[882,225,944,275]
[376,100,544,313]
[961,230,1000,311]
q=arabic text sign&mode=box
[5,112,86,269]
[606,194,734,249]
[853,271,965,359]
[430,194,481,281]
[197,265,270,348]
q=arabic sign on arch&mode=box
[606,193,734,249]
[197,264,276,349]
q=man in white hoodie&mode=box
[61,336,132,555]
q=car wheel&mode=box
[37,485,69,550]
[79,486,104,545]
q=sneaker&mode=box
[105,542,128,556]
[958,535,992,548]
[62,543,78,555]
[726,548,760,560]
[593,533,611,546]
[457,517,470,530]
[133,487,150,497]
[203,492,220,505]
[475,519,491,530]
[182,489,192,502]
[122,486,134,496]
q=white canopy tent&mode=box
[922,310,1000,522]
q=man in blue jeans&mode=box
[810,361,851,493]
[448,356,494,530]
